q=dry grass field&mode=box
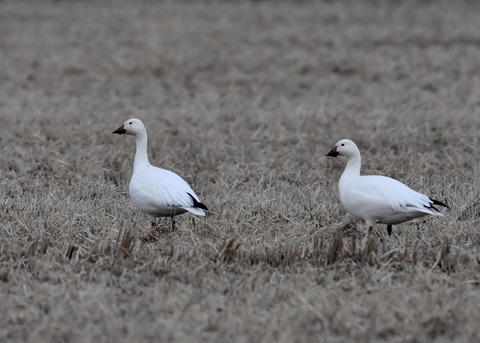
[1,0,479,342]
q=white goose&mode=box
[326,139,447,235]
[113,118,208,227]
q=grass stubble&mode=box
[0,1,479,342]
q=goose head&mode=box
[326,139,359,158]
[112,118,146,136]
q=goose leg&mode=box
[149,216,157,229]
[386,225,393,236]
[170,215,176,230]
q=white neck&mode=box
[133,131,151,173]
[339,153,361,195]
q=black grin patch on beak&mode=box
[326,146,339,157]
[112,126,126,135]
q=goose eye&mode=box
[341,143,345,146]
[129,122,133,125]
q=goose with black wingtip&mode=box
[326,139,448,235]
[113,118,208,228]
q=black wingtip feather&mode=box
[426,198,449,212]
[431,198,449,209]
[187,193,209,211]
[196,202,209,211]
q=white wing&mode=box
[342,175,441,225]
[129,166,205,216]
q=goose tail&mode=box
[425,198,449,215]
[185,193,208,216]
